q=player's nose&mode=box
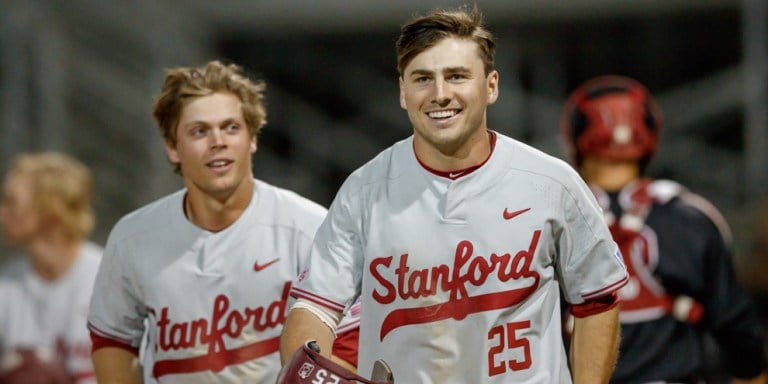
[433,80,451,106]
[209,127,226,147]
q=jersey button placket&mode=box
[443,179,467,223]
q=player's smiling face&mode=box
[399,37,498,156]
[166,92,256,201]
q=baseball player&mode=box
[87,61,334,383]
[0,152,102,383]
[280,7,628,384]
[560,75,767,383]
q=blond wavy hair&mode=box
[152,60,267,173]
[7,152,95,240]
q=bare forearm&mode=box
[280,307,335,364]
[570,306,621,384]
[332,356,357,373]
[92,347,141,384]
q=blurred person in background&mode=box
[560,75,767,384]
[0,152,102,384]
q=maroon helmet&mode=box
[276,341,393,384]
[560,75,663,170]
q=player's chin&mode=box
[212,174,252,193]
[210,179,239,193]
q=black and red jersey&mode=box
[593,179,765,383]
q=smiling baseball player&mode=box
[87,61,329,383]
[280,7,628,384]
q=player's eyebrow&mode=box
[408,69,434,78]
[181,117,241,128]
[408,66,471,78]
[441,66,471,74]
[218,118,241,127]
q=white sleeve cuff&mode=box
[291,299,343,337]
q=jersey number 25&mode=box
[487,320,532,376]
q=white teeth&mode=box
[428,110,458,119]
[209,161,228,167]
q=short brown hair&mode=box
[396,5,496,77]
[7,152,95,240]
[152,60,267,169]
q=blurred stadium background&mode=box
[1,0,767,290]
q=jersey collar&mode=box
[415,130,497,180]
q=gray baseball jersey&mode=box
[0,241,102,383]
[88,179,326,383]
[291,132,627,383]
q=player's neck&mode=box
[580,157,640,192]
[414,129,492,172]
[26,235,82,281]
[184,178,255,232]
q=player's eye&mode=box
[190,126,208,137]
[224,123,239,133]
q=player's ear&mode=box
[250,136,257,154]
[164,139,180,166]
[399,77,407,110]
[486,70,499,105]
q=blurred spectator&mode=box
[0,152,101,384]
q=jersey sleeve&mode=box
[293,203,328,278]
[290,176,364,315]
[86,229,146,353]
[684,197,767,378]
[332,299,361,368]
[557,170,628,305]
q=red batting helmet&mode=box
[276,341,393,384]
[560,75,663,170]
